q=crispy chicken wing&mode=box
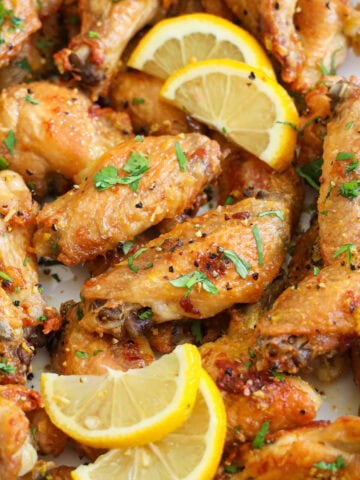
[318,80,360,264]
[110,71,191,136]
[54,0,159,100]
[34,133,221,265]
[218,416,360,479]
[50,301,154,375]
[0,82,131,196]
[201,299,321,443]
[225,0,350,92]
[256,261,360,373]
[0,0,41,69]
[80,197,291,338]
[0,170,50,327]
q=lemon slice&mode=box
[41,344,201,448]
[160,59,299,171]
[128,13,275,80]
[71,370,226,480]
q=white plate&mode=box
[30,48,360,469]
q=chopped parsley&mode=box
[339,180,360,199]
[275,120,299,132]
[224,195,234,205]
[134,135,144,142]
[336,152,355,161]
[269,368,285,381]
[4,129,15,155]
[24,95,39,105]
[224,465,238,474]
[319,60,329,76]
[37,315,47,322]
[313,455,345,473]
[93,350,104,356]
[0,271,13,282]
[138,308,152,321]
[23,256,30,266]
[0,358,15,374]
[0,157,8,169]
[346,160,358,175]
[191,320,203,345]
[252,225,264,266]
[248,347,256,359]
[94,152,149,193]
[175,141,187,172]
[15,58,32,73]
[88,31,99,39]
[128,248,148,273]
[252,421,270,449]
[296,158,323,190]
[170,270,218,296]
[313,266,320,276]
[132,97,145,105]
[122,240,134,255]
[76,304,84,321]
[258,210,284,221]
[345,121,354,131]
[223,249,250,279]
[75,351,89,359]
[333,243,356,264]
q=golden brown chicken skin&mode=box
[0,396,31,480]
[54,0,159,100]
[0,0,41,69]
[80,197,291,338]
[201,301,321,444]
[50,301,154,375]
[27,409,68,457]
[256,261,360,373]
[0,170,52,328]
[34,133,221,265]
[318,80,360,265]
[225,0,350,92]
[110,70,191,136]
[0,82,132,197]
[218,149,303,229]
[217,416,360,480]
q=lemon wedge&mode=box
[128,12,275,79]
[71,370,227,480]
[41,344,201,448]
[160,59,299,171]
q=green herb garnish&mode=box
[336,152,355,161]
[0,359,15,374]
[252,225,264,266]
[132,97,145,105]
[170,271,218,296]
[175,141,186,172]
[313,455,345,473]
[88,31,99,38]
[252,421,270,449]
[0,271,13,282]
[128,248,148,273]
[75,351,89,358]
[191,320,203,345]
[24,95,39,105]
[296,158,323,190]
[258,210,284,221]
[4,129,15,155]
[333,243,356,264]
[94,152,149,193]
[339,180,360,199]
[224,249,250,279]
[0,157,8,169]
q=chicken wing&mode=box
[225,0,350,92]
[201,299,321,443]
[0,0,41,69]
[318,80,360,265]
[50,301,154,375]
[34,133,221,265]
[110,71,191,136]
[0,170,49,327]
[256,260,360,373]
[0,82,132,196]
[54,0,159,100]
[218,416,360,479]
[80,197,291,338]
